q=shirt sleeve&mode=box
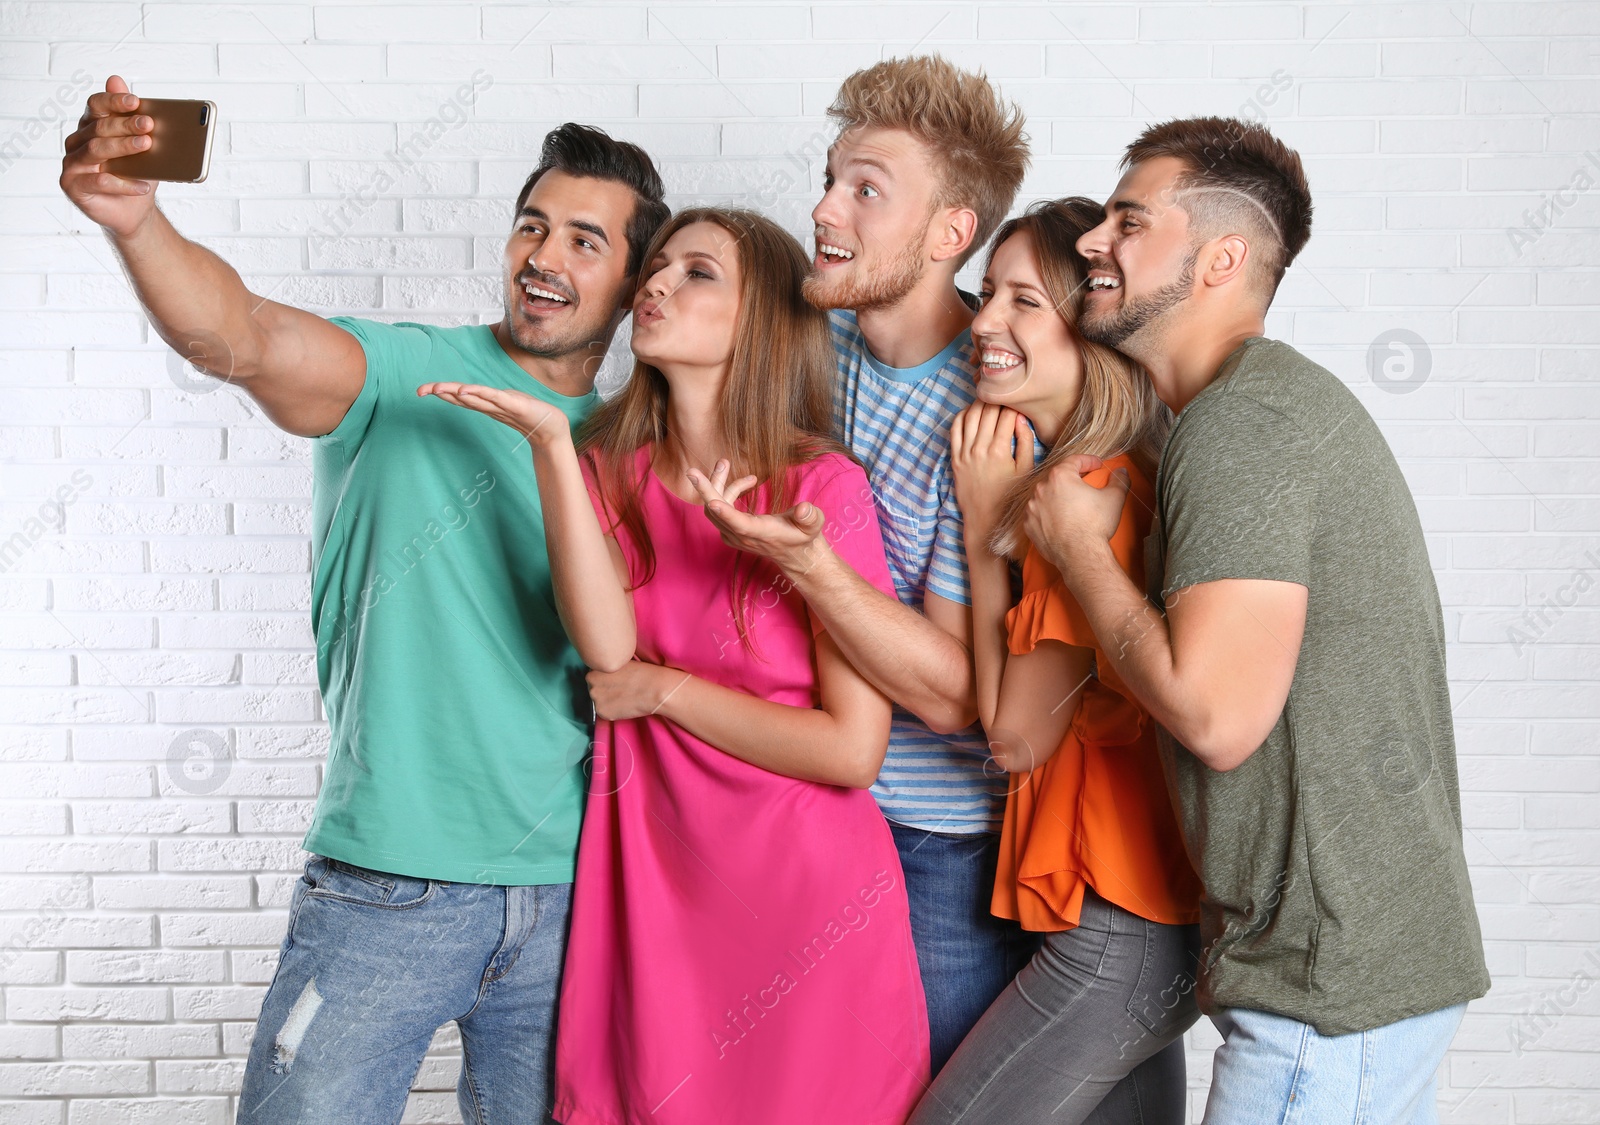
[1159,393,1318,599]
[318,317,430,452]
[1008,463,1148,655]
[803,456,898,623]
[925,453,973,608]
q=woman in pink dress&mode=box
[420,207,929,1124]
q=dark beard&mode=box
[1079,249,1197,349]
[502,306,604,358]
[502,276,613,359]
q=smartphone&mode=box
[104,98,217,184]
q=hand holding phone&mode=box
[104,97,215,183]
[60,75,216,239]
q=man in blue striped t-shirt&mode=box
[700,57,1035,1074]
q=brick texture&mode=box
[1,3,1597,1122]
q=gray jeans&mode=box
[907,886,1201,1125]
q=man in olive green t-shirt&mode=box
[63,79,669,1123]
[1027,117,1489,1123]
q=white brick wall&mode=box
[1,2,1597,1121]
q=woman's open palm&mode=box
[417,381,570,446]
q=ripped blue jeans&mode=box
[237,855,572,1125]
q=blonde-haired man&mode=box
[699,56,1034,1073]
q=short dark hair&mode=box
[516,123,670,277]
[1122,116,1313,298]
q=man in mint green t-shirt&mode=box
[62,81,669,1123]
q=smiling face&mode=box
[501,169,640,358]
[1075,156,1201,354]
[802,126,940,312]
[971,229,1083,419]
[630,221,744,375]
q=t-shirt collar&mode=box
[475,323,601,405]
[863,327,972,386]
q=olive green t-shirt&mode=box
[303,318,599,885]
[1149,337,1490,1035]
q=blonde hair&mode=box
[986,198,1171,558]
[828,55,1030,266]
[578,207,845,652]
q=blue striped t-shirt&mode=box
[829,309,1005,834]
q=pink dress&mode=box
[552,447,929,1125]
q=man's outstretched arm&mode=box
[692,467,979,735]
[61,76,365,438]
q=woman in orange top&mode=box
[908,199,1203,1125]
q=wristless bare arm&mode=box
[787,548,979,735]
[655,623,892,789]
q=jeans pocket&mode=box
[1125,920,1201,1040]
[304,855,436,910]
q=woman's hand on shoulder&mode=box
[950,402,1036,542]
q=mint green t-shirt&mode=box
[303,318,599,885]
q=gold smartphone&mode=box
[104,98,217,183]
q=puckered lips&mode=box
[634,297,665,327]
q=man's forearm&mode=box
[1049,538,1308,771]
[1050,540,1187,737]
[784,545,978,735]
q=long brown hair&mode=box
[577,206,843,650]
[986,197,1171,558]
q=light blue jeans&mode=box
[1202,1003,1467,1124]
[237,855,572,1125]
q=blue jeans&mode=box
[890,822,1043,1074]
[237,855,572,1125]
[1202,1003,1467,1124]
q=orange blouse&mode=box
[991,454,1202,932]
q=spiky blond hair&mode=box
[828,55,1030,265]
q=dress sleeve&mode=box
[319,317,429,451]
[1006,461,1151,656]
[802,455,898,604]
